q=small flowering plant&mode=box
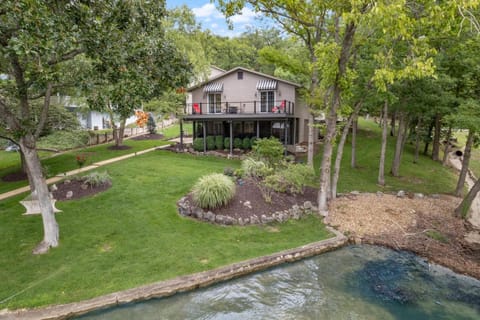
[76,153,87,169]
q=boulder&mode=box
[66,191,73,199]
[397,190,406,198]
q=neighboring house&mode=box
[182,66,317,153]
[56,95,136,130]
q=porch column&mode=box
[256,121,260,138]
[284,119,288,156]
[203,121,207,153]
[229,121,233,155]
[179,118,184,151]
[293,118,297,145]
[193,121,196,138]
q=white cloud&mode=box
[210,23,218,28]
[230,7,259,23]
[192,3,223,19]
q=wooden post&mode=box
[284,119,288,156]
[229,121,233,155]
[203,121,207,153]
[256,121,260,138]
[293,118,297,145]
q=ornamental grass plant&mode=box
[192,173,236,209]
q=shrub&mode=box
[234,137,243,149]
[192,173,236,209]
[37,130,89,150]
[82,171,112,188]
[241,157,270,178]
[193,138,204,152]
[251,137,284,167]
[242,137,251,150]
[206,136,216,150]
[250,136,258,147]
[147,113,157,134]
[215,135,224,150]
[263,162,315,194]
[224,137,231,149]
[223,167,234,176]
[234,168,244,178]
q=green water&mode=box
[78,245,480,319]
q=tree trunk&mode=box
[455,130,474,197]
[19,136,59,254]
[390,111,396,137]
[455,178,480,218]
[378,101,389,186]
[351,114,357,168]
[414,118,422,164]
[117,118,126,146]
[423,120,434,155]
[318,21,357,215]
[332,102,362,199]
[432,113,442,161]
[391,112,406,177]
[442,126,452,166]
[307,115,315,166]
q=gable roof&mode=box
[187,66,301,91]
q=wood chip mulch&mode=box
[326,193,480,279]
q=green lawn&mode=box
[313,118,458,194]
[0,151,332,310]
[0,139,169,194]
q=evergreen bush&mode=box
[251,137,284,167]
[242,137,251,150]
[206,136,216,150]
[215,135,224,149]
[192,173,236,209]
[193,138,204,152]
[224,137,231,149]
[147,113,157,134]
[234,137,243,149]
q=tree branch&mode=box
[34,82,53,140]
[47,49,84,66]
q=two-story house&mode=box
[181,67,316,154]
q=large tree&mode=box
[0,0,189,254]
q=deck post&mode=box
[203,121,207,153]
[229,121,233,156]
[284,119,288,156]
[293,118,297,145]
[256,121,260,138]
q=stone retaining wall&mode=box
[1,228,347,320]
[177,196,318,226]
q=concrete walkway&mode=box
[0,146,166,201]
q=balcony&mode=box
[185,100,295,117]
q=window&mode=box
[237,71,243,80]
[244,122,254,135]
[208,93,222,113]
[260,91,275,112]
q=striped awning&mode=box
[256,80,277,91]
[203,82,223,93]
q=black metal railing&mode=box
[186,100,295,116]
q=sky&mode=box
[166,0,266,37]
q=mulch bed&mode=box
[52,180,111,201]
[130,133,164,141]
[187,178,317,220]
[2,171,27,182]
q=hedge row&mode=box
[193,136,258,152]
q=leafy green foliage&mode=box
[224,137,231,149]
[251,137,284,166]
[264,162,315,194]
[82,171,112,188]
[241,158,269,178]
[193,138,204,152]
[242,137,251,150]
[206,136,216,150]
[192,173,236,209]
[233,137,243,149]
[37,130,89,151]
[215,135,224,150]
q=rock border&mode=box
[177,196,318,225]
[1,228,347,320]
